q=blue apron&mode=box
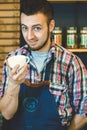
[2,55,67,130]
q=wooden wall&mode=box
[0,0,20,84]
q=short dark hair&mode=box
[20,0,54,22]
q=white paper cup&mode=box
[8,55,30,69]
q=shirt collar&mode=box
[23,44,56,60]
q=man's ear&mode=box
[49,19,55,32]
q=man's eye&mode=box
[34,26,41,31]
[22,26,28,31]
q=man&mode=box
[0,0,87,130]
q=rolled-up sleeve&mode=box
[0,59,8,98]
[70,56,87,116]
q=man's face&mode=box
[21,12,54,52]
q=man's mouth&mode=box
[29,41,38,46]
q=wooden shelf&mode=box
[68,49,87,52]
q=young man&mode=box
[0,0,87,130]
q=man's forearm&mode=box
[0,91,19,120]
[0,85,20,120]
[68,114,87,130]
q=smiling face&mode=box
[21,12,55,52]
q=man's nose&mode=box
[27,29,35,40]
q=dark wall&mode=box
[53,2,87,27]
[74,52,87,68]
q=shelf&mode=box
[48,0,87,2]
[68,49,87,52]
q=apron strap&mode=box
[44,53,54,80]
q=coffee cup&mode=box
[8,55,30,69]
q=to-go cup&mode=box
[7,55,30,69]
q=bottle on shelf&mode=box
[66,27,78,49]
[52,26,62,46]
[80,27,87,48]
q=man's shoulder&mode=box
[55,44,76,60]
[55,45,84,69]
[7,45,29,57]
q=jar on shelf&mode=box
[52,27,62,46]
[80,27,87,48]
[66,27,78,49]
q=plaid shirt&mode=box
[0,44,87,126]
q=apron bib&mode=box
[2,84,67,130]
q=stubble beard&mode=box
[28,29,50,51]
